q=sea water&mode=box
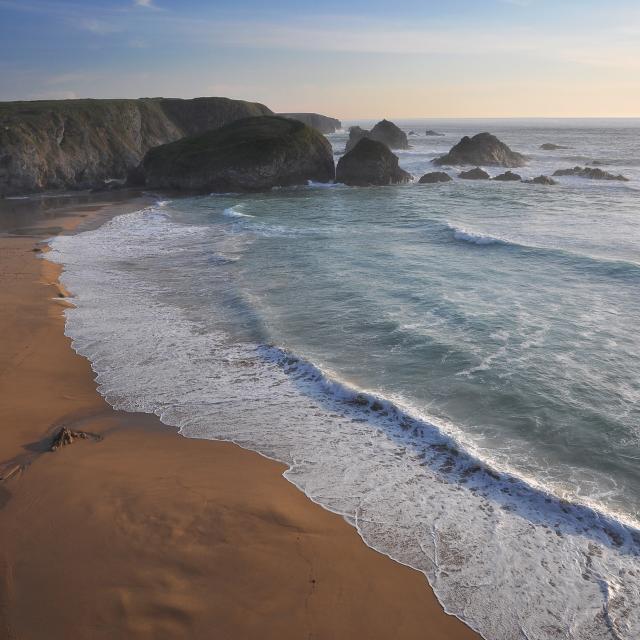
[48,119,640,640]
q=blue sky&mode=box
[1,0,638,117]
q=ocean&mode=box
[48,119,640,640]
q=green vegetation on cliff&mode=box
[138,116,335,192]
[0,97,272,196]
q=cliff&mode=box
[278,113,342,134]
[0,97,272,196]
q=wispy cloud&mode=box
[134,0,157,9]
[76,18,121,34]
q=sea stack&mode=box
[434,133,526,167]
[131,116,335,192]
[345,119,409,152]
[336,138,411,186]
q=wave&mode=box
[223,205,254,218]
[446,222,640,278]
[449,225,505,246]
[46,205,640,640]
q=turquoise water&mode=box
[49,119,640,640]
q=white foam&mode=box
[449,224,504,246]
[223,205,254,218]
[47,208,640,640]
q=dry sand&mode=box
[0,198,481,640]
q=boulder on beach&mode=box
[336,138,412,186]
[434,133,525,167]
[458,167,490,180]
[552,166,628,181]
[425,130,445,137]
[345,120,409,152]
[418,171,452,184]
[540,143,570,150]
[131,116,335,192]
[493,171,522,182]
[526,175,557,185]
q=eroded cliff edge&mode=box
[0,97,272,196]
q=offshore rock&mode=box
[135,116,335,192]
[434,133,525,167]
[336,138,411,186]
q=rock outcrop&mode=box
[526,175,557,185]
[493,171,522,182]
[434,133,525,167]
[552,166,628,181]
[51,426,90,451]
[369,120,409,149]
[278,113,342,134]
[345,120,409,152]
[425,130,445,137]
[418,171,452,184]
[540,143,569,150]
[0,97,272,196]
[345,126,369,152]
[336,138,411,186]
[135,116,334,192]
[458,167,490,180]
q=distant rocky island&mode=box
[278,113,342,134]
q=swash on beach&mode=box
[48,119,640,640]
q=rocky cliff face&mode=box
[278,113,342,134]
[0,97,272,196]
[136,116,335,193]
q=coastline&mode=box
[0,197,480,639]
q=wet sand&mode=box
[0,196,481,640]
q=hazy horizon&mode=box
[1,0,639,119]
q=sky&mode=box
[0,0,639,118]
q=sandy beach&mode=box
[0,197,480,640]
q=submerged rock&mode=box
[133,116,335,192]
[336,138,411,186]
[540,143,570,150]
[493,171,522,182]
[526,175,557,185]
[345,120,409,152]
[458,167,490,180]
[425,130,445,137]
[418,171,452,184]
[552,166,628,181]
[434,133,525,167]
